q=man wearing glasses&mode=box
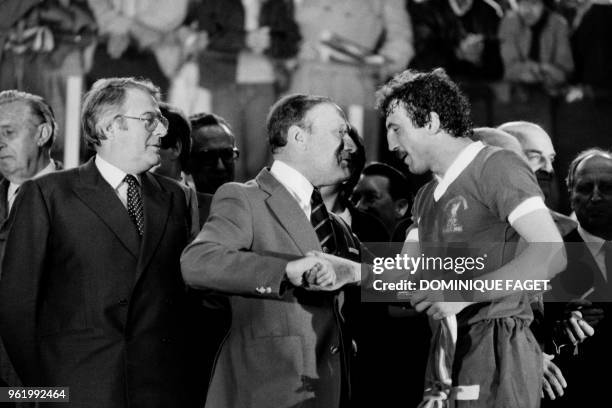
[188,112,239,195]
[0,77,201,407]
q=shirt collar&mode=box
[270,160,314,214]
[95,154,139,190]
[577,224,607,255]
[32,159,56,180]
[7,159,56,196]
[433,141,485,201]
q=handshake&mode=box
[285,251,361,291]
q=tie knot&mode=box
[124,174,139,188]
[310,188,323,206]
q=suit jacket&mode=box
[196,191,213,228]
[0,158,200,408]
[542,226,612,406]
[181,168,360,408]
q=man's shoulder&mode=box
[214,179,268,200]
[30,166,80,188]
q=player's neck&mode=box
[430,136,473,178]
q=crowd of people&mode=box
[1,1,611,408]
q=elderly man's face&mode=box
[571,155,612,239]
[0,101,45,183]
[110,88,167,174]
[303,103,352,187]
[190,124,237,194]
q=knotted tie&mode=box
[124,175,144,236]
[310,188,336,254]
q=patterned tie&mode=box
[310,188,336,254]
[124,175,144,236]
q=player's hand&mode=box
[285,256,327,287]
[542,353,566,400]
[306,251,360,290]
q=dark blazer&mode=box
[197,191,213,228]
[543,226,612,406]
[181,168,360,408]
[0,158,199,408]
[195,0,301,89]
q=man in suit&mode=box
[0,90,61,235]
[0,90,62,406]
[181,94,361,408]
[544,148,612,406]
[0,77,200,407]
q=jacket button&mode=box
[118,299,128,306]
[330,345,339,355]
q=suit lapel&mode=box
[256,169,321,255]
[0,179,8,221]
[135,172,170,282]
[565,228,607,296]
[73,158,140,258]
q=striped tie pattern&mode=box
[124,175,144,237]
[310,188,336,254]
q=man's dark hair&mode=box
[189,112,233,133]
[375,68,473,138]
[566,148,612,192]
[159,102,192,170]
[362,162,413,200]
[266,93,334,153]
[0,90,57,149]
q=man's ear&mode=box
[394,198,411,218]
[103,117,119,140]
[426,112,441,135]
[36,123,53,147]
[169,140,182,160]
[288,124,306,147]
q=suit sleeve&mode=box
[180,183,289,298]
[0,180,50,385]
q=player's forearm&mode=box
[472,243,566,302]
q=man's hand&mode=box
[562,309,595,345]
[306,251,360,291]
[565,299,604,327]
[285,256,331,287]
[246,26,270,54]
[542,353,566,400]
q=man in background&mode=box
[498,121,561,211]
[0,89,62,407]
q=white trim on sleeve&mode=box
[508,196,547,225]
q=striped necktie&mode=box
[124,175,144,236]
[310,188,336,254]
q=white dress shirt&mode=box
[95,155,140,209]
[7,159,57,212]
[269,160,314,220]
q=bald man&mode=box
[498,121,560,210]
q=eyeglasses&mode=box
[118,112,169,133]
[192,148,239,166]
